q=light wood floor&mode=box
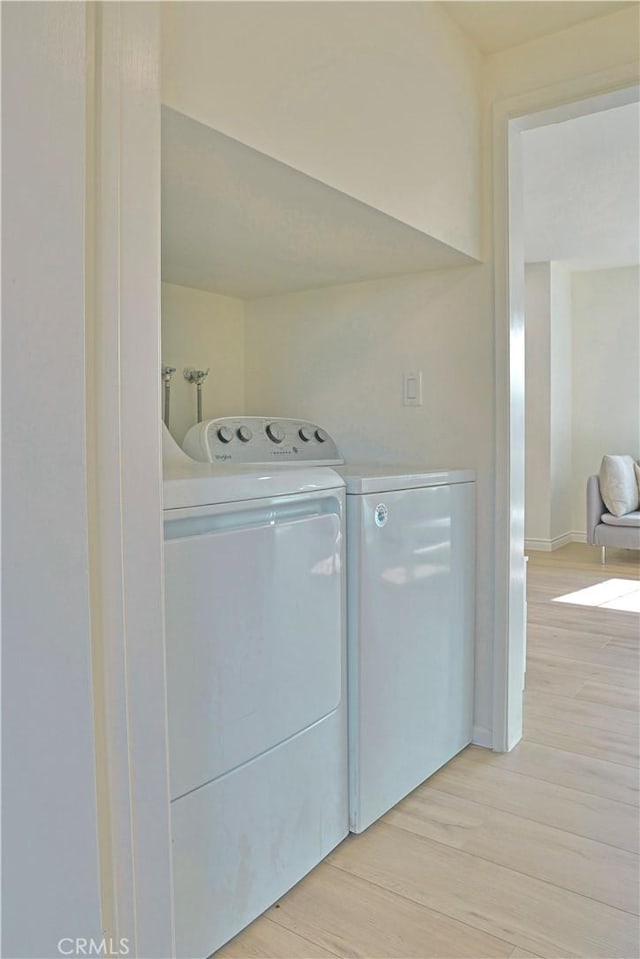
[217,543,640,959]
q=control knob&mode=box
[237,425,252,442]
[217,426,234,444]
[315,428,328,443]
[299,426,314,442]
[266,422,285,444]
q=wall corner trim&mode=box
[472,725,494,749]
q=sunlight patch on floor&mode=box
[553,578,640,612]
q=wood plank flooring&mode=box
[216,543,640,959]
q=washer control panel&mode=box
[182,417,343,465]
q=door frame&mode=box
[88,4,175,955]
[491,64,640,751]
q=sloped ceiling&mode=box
[161,108,474,300]
[162,4,639,298]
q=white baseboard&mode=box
[524,538,553,552]
[524,532,573,552]
[572,531,587,544]
[472,724,493,748]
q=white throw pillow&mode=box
[599,455,639,517]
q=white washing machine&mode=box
[338,465,476,834]
[162,420,348,958]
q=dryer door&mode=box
[164,492,343,800]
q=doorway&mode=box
[494,80,639,751]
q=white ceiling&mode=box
[522,101,640,270]
[161,108,473,300]
[441,1,634,55]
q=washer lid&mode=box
[163,460,345,510]
[337,464,475,494]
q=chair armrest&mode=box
[586,474,605,544]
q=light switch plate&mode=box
[403,371,422,406]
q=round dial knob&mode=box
[266,422,285,444]
[299,426,314,442]
[237,425,252,442]
[315,428,328,443]
[216,426,234,444]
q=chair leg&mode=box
[601,546,606,565]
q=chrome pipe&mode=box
[183,367,210,424]
[162,366,176,429]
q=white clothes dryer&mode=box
[162,422,348,958]
[337,465,476,834]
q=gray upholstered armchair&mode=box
[586,474,640,564]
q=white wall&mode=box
[161,283,245,443]
[161,1,482,257]
[571,266,640,535]
[526,264,638,545]
[524,263,573,549]
[549,263,573,542]
[2,3,103,955]
[245,266,495,741]
[524,263,552,544]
